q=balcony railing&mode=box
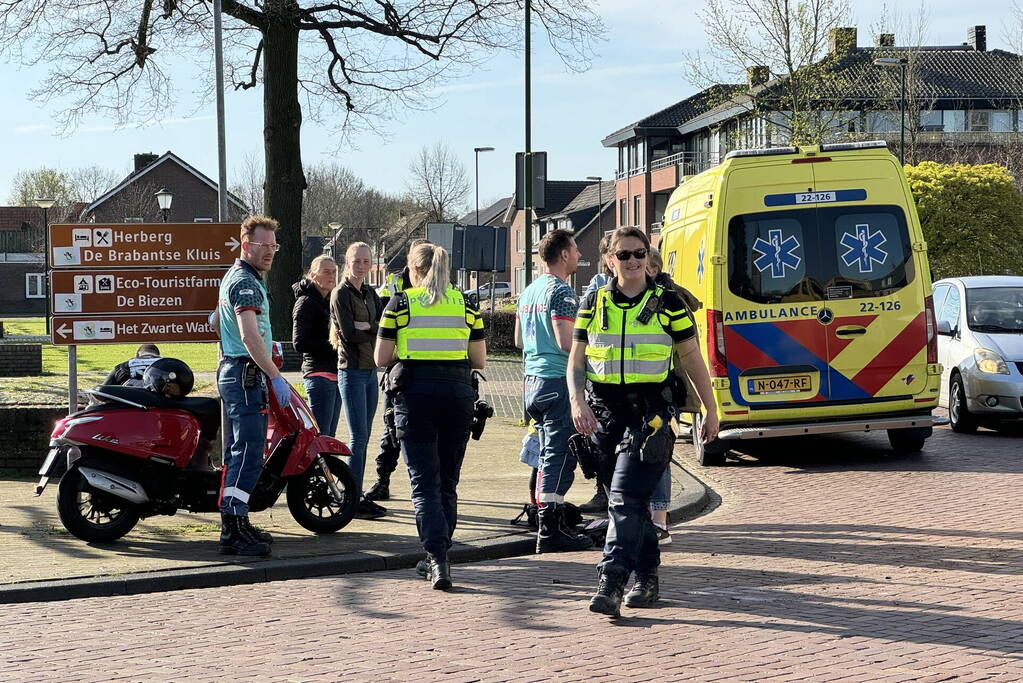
[845,131,1022,146]
[616,151,721,180]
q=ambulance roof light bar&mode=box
[724,146,799,160]
[819,140,889,152]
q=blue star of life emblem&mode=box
[840,223,888,273]
[752,229,802,279]
[697,240,705,283]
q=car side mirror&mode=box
[936,320,953,336]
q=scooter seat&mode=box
[92,385,221,439]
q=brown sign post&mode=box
[51,314,220,346]
[51,268,227,316]
[48,223,241,269]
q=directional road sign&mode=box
[48,223,242,269]
[51,268,227,315]
[51,314,219,346]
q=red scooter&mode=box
[34,358,358,544]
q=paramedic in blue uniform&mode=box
[214,215,291,557]
[569,226,719,617]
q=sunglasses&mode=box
[614,248,648,261]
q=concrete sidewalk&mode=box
[0,415,708,603]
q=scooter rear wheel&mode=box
[286,455,359,534]
[56,464,141,543]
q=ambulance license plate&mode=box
[747,375,812,395]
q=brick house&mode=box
[603,24,1023,240]
[504,180,615,295]
[82,151,248,223]
[0,204,87,317]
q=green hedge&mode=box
[481,310,517,352]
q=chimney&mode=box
[133,153,158,172]
[747,65,770,88]
[875,33,895,48]
[828,27,857,55]
[968,25,986,52]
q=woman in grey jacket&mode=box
[330,241,386,519]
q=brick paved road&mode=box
[3,423,1022,681]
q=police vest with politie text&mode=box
[584,283,674,385]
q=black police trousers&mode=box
[590,397,674,575]
[393,379,475,558]
[374,391,402,479]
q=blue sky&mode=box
[0,0,1013,213]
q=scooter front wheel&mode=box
[286,455,359,534]
[56,464,141,543]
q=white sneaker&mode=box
[655,525,672,545]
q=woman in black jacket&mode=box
[292,255,341,437]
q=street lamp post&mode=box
[34,198,55,335]
[473,146,495,298]
[155,187,174,222]
[873,57,909,164]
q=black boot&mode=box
[365,477,390,502]
[589,564,629,617]
[219,515,273,544]
[536,505,593,553]
[578,483,608,513]
[624,571,660,608]
[426,555,452,591]
[219,512,271,557]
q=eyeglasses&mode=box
[614,248,648,261]
[248,241,281,252]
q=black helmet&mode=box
[143,358,194,399]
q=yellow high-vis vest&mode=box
[396,286,471,361]
[584,285,673,384]
[379,271,405,299]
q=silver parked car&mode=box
[932,276,1023,433]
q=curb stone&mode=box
[0,458,710,604]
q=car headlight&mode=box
[974,348,1009,375]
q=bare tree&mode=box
[0,0,604,335]
[101,180,165,223]
[686,0,863,145]
[66,165,122,204]
[231,151,265,216]
[405,141,470,222]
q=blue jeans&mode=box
[304,375,341,438]
[393,380,474,558]
[650,469,671,511]
[217,358,268,516]
[338,368,379,490]
[523,375,576,508]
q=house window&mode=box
[991,111,1013,132]
[516,229,522,253]
[515,267,525,293]
[124,217,144,223]
[194,217,213,223]
[620,198,627,226]
[943,110,966,132]
[633,196,641,227]
[968,111,991,132]
[919,110,943,131]
[26,273,45,298]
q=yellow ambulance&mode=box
[660,141,940,465]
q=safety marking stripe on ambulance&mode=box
[850,312,927,396]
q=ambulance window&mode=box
[727,211,811,304]
[820,205,913,297]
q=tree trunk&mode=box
[262,5,305,340]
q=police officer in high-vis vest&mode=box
[374,243,486,591]
[568,226,719,617]
[366,238,431,503]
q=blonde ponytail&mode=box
[408,243,450,306]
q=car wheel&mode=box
[887,428,926,454]
[949,374,978,434]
